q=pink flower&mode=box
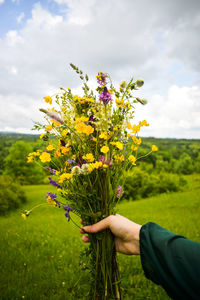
[116,185,124,199]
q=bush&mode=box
[4,141,45,184]
[123,168,186,201]
[0,175,26,214]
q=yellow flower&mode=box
[132,136,142,145]
[54,150,61,158]
[39,152,51,163]
[40,133,45,139]
[128,155,136,165]
[61,147,71,155]
[114,154,124,163]
[100,146,109,154]
[99,132,108,139]
[62,129,68,136]
[76,122,87,133]
[88,161,103,172]
[21,213,26,220]
[84,125,94,135]
[51,120,61,127]
[152,145,158,151]
[45,125,53,131]
[103,164,108,168]
[27,155,34,163]
[132,124,140,134]
[140,120,149,127]
[131,145,138,151]
[83,153,95,162]
[46,144,54,151]
[115,141,123,150]
[115,98,124,108]
[127,123,133,130]
[43,96,52,104]
[93,137,97,142]
[74,116,89,124]
[110,142,116,146]
[59,173,73,183]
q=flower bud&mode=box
[136,98,147,105]
[120,81,127,89]
[136,79,144,87]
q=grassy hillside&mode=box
[0,185,200,299]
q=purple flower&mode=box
[116,185,124,199]
[77,155,86,167]
[45,167,57,175]
[60,139,66,146]
[96,72,108,86]
[63,205,74,221]
[99,87,112,105]
[46,192,60,207]
[54,199,61,207]
[48,177,62,189]
[46,192,57,199]
[68,159,75,164]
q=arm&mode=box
[140,222,200,300]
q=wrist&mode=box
[132,224,142,255]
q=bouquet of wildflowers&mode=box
[27,64,157,299]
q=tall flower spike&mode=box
[40,108,64,124]
[99,87,112,105]
[63,205,74,221]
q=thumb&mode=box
[82,217,110,233]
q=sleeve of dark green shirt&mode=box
[140,222,200,300]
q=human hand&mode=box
[80,214,142,255]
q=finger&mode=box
[80,219,83,224]
[82,235,90,243]
[80,227,85,234]
[82,217,110,234]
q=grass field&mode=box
[0,176,200,300]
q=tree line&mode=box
[0,133,199,212]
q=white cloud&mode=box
[9,66,18,75]
[17,12,25,24]
[0,0,200,138]
[134,85,200,138]
[0,0,4,5]
[5,30,24,46]
[27,3,63,29]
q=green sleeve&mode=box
[140,222,200,300]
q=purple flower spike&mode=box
[63,205,74,221]
[48,177,62,189]
[46,192,60,207]
[45,167,57,175]
[99,87,112,105]
[96,72,108,86]
[46,192,57,200]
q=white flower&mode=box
[71,166,81,176]
[81,164,90,175]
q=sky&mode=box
[0,0,200,139]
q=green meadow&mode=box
[0,175,200,300]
